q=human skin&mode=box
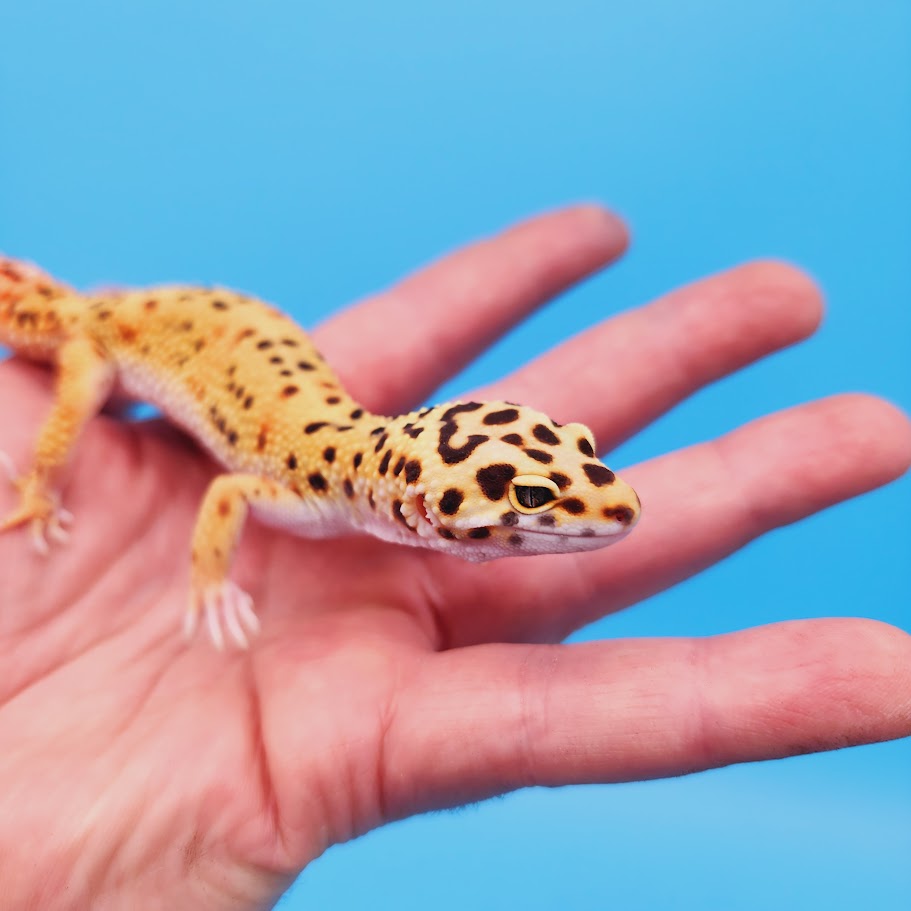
[1,206,909,909]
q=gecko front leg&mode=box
[186,474,308,650]
[0,335,115,553]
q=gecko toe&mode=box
[205,599,225,651]
[222,596,250,649]
[186,580,259,650]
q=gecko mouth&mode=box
[500,526,632,540]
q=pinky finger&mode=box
[383,618,911,819]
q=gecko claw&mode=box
[0,458,73,555]
[186,580,259,650]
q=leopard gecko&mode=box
[0,256,641,648]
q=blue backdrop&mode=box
[3,2,909,908]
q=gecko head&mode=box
[393,401,641,561]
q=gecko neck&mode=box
[337,408,436,545]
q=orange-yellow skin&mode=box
[0,257,640,648]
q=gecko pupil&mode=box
[514,485,556,509]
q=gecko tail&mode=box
[0,256,74,356]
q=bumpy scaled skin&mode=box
[0,256,641,648]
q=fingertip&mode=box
[780,617,911,744]
[519,202,630,263]
[815,393,911,485]
[731,259,825,341]
[565,202,631,254]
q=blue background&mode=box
[3,2,909,908]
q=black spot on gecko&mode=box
[524,449,553,464]
[584,464,615,486]
[378,450,392,475]
[305,422,328,434]
[438,527,456,540]
[323,447,336,463]
[269,355,283,364]
[370,426,387,436]
[227,430,238,446]
[281,338,299,347]
[392,500,410,527]
[257,340,274,350]
[393,456,406,476]
[549,472,571,490]
[194,339,205,352]
[537,514,556,527]
[578,437,595,457]
[353,452,363,469]
[280,369,293,377]
[343,479,354,498]
[297,360,315,371]
[403,424,424,439]
[483,408,519,425]
[368,491,376,510]
[468,527,491,539]
[533,424,561,446]
[350,408,364,420]
[325,396,341,405]
[281,385,299,398]
[374,433,389,453]
[501,433,524,446]
[439,489,464,515]
[179,319,193,331]
[508,533,523,546]
[559,498,586,515]
[404,460,422,483]
[500,511,519,526]
[212,299,228,310]
[476,464,517,501]
[442,402,484,421]
[308,473,328,492]
[287,453,298,470]
[438,403,489,465]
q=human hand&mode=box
[1,206,909,910]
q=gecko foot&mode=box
[184,580,261,650]
[0,451,73,555]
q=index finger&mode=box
[313,205,628,413]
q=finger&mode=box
[384,618,911,818]
[475,260,823,451]
[428,394,911,647]
[313,205,628,414]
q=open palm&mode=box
[2,207,910,910]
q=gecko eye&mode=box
[509,475,561,513]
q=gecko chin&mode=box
[435,521,637,562]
